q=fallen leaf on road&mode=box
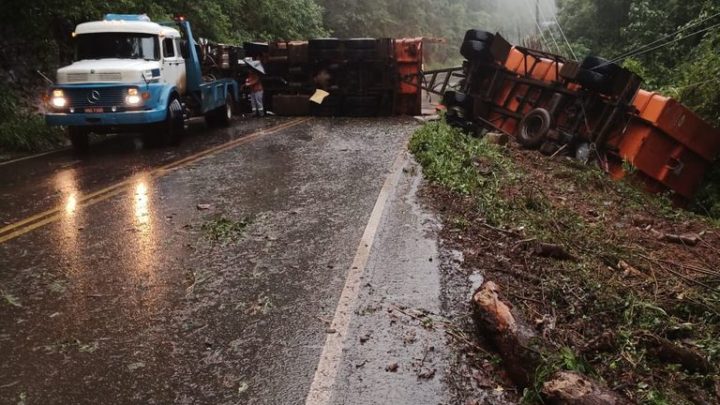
[403,330,417,344]
[127,362,146,371]
[386,362,399,372]
[238,382,249,394]
[197,204,212,210]
[418,368,436,379]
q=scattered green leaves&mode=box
[1,289,22,308]
[202,216,252,244]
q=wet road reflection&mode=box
[0,117,415,404]
[133,179,151,227]
[56,169,81,274]
[129,176,159,302]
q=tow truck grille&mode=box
[64,87,127,109]
[66,72,123,82]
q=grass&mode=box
[1,288,22,307]
[0,114,64,153]
[410,118,720,404]
[201,216,252,244]
[0,86,64,153]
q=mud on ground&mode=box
[413,120,720,404]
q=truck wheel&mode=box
[218,95,233,127]
[464,29,495,43]
[344,38,377,50]
[461,40,492,63]
[517,108,552,149]
[309,38,340,50]
[68,126,90,153]
[163,97,184,146]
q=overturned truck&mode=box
[245,38,424,117]
[444,30,720,200]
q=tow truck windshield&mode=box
[75,33,160,61]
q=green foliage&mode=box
[0,85,63,152]
[0,115,64,153]
[409,118,514,195]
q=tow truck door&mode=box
[162,36,186,95]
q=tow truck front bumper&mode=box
[45,108,167,127]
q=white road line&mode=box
[305,149,408,405]
[0,148,69,167]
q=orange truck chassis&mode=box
[444,30,720,200]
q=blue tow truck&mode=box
[45,14,241,151]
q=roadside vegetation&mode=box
[411,119,720,404]
[0,85,63,152]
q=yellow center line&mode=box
[0,118,311,244]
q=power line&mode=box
[547,5,577,59]
[608,10,720,64]
[671,77,720,92]
[524,0,562,55]
[589,21,720,71]
[608,21,720,65]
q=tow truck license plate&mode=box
[84,107,104,113]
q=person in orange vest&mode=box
[245,70,264,117]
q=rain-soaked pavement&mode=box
[0,117,451,404]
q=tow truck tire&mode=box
[68,126,89,153]
[517,108,552,149]
[218,95,233,127]
[163,97,184,146]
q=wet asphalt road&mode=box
[0,117,450,404]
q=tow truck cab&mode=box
[45,14,238,151]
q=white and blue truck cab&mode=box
[45,14,239,151]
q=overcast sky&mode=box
[489,0,558,42]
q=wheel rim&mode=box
[525,115,544,138]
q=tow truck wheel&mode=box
[163,97,184,146]
[67,126,90,153]
[218,95,233,127]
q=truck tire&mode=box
[163,97,185,146]
[460,40,492,63]
[442,91,468,108]
[309,38,340,50]
[517,108,552,149]
[344,38,377,49]
[464,29,495,43]
[68,126,89,153]
[311,49,343,61]
[347,49,376,62]
[217,95,233,127]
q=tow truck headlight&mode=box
[125,88,142,105]
[50,90,66,108]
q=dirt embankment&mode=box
[411,120,720,404]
